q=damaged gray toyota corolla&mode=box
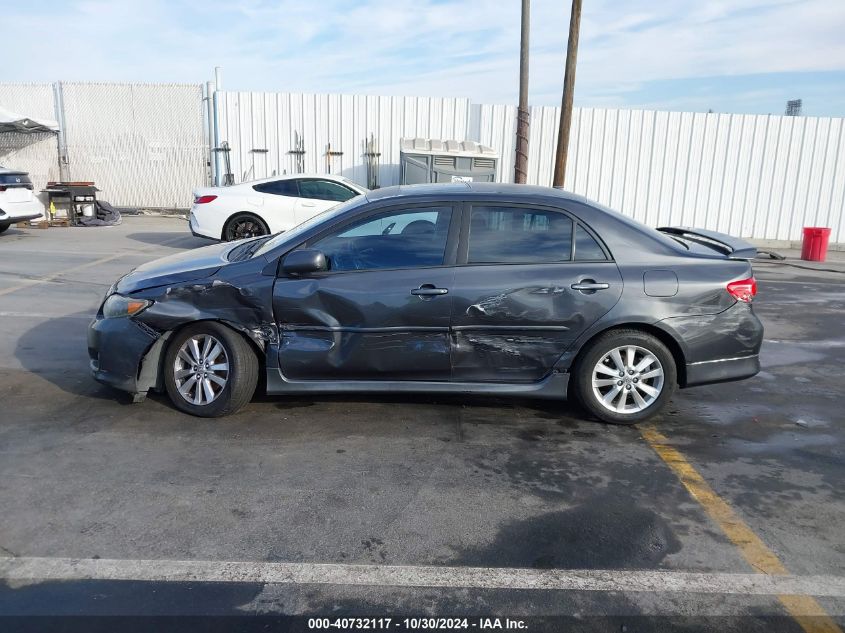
[88,183,763,424]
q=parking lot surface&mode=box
[0,217,843,630]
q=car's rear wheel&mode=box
[163,322,258,417]
[0,223,10,234]
[572,329,676,425]
[223,213,269,241]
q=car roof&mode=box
[365,182,590,205]
[242,173,358,187]
[0,167,28,175]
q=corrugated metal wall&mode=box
[473,105,845,244]
[217,92,470,188]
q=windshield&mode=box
[252,194,368,258]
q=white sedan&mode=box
[188,174,368,241]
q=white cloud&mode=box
[1,0,844,112]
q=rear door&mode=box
[449,203,623,383]
[294,179,360,223]
[250,179,299,232]
[273,202,459,381]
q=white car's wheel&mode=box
[223,213,269,241]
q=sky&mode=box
[4,0,845,116]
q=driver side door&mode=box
[272,203,459,381]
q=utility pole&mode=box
[514,0,530,183]
[552,0,582,188]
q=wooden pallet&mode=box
[16,219,50,229]
[48,218,71,227]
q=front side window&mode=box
[313,206,452,272]
[467,206,573,264]
[299,179,358,202]
[253,179,298,197]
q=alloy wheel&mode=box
[230,219,264,240]
[173,334,229,406]
[591,345,664,414]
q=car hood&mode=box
[117,241,232,293]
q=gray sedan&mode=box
[88,183,763,424]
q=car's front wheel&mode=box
[572,329,676,425]
[163,322,258,417]
[0,223,11,234]
[223,213,269,241]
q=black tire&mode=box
[223,213,269,241]
[571,329,677,425]
[0,223,11,234]
[163,322,259,417]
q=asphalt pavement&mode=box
[0,217,842,631]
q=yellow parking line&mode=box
[641,426,842,633]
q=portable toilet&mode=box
[400,138,499,184]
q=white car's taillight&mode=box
[194,195,217,204]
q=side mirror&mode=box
[280,249,328,276]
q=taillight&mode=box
[727,277,757,303]
[0,186,6,192]
[194,195,217,204]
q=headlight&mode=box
[102,294,152,318]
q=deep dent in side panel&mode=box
[272,269,453,381]
[139,278,278,347]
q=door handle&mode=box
[571,281,610,291]
[411,284,449,297]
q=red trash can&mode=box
[801,227,832,262]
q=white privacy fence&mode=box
[0,82,207,208]
[2,80,844,243]
[0,83,61,190]
[59,82,208,208]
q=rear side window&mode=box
[467,206,573,264]
[299,179,358,202]
[0,172,32,186]
[574,224,607,260]
[253,180,298,196]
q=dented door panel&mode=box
[273,268,454,380]
[449,263,623,382]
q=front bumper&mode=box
[88,315,160,394]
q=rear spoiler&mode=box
[657,226,757,260]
